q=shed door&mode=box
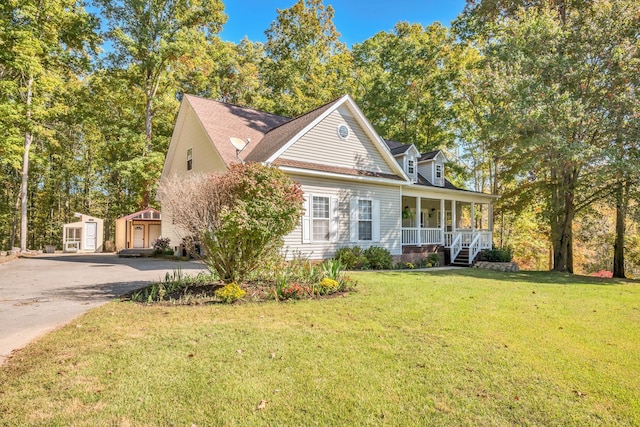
[133,225,145,248]
[148,224,161,248]
[84,222,97,251]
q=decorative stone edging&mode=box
[473,261,519,272]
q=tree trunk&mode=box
[613,181,628,278]
[20,76,34,251]
[550,166,577,272]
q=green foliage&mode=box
[152,237,171,254]
[321,259,343,281]
[160,163,304,283]
[363,246,394,270]
[214,282,246,304]
[427,253,440,266]
[334,246,367,270]
[480,247,514,263]
[260,0,355,116]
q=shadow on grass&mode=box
[370,268,638,287]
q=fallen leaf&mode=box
[572,390,586,398]
[514,396,520,401]
[236,349,243,354]
[188,353,194,358]
[107,370,113,375]
[270,352,276,359]
[257,400,268,410]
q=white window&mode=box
[350,198,380,243]
[187,148,193,171]
[407,159,415,175]
[302,194,338,243]
[436,164,442,179]
[312,196,330,241]
[358,199,372,241]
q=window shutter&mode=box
[372,199,381,242]
[302,195,311,243]
[330,197,339,243]
[350,198,358,243]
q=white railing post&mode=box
[440,198,445,245]
[416,197,421,247]
[450,233,462,263]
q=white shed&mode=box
[62,213,104,253]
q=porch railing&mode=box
[401,228,443,245]
[444,230,492,249]
[450,233,462,262]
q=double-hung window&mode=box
[407,159,415,175]
[312,196,330,241]
[358,199,372,241]
[187,148,193,171]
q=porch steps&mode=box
[451,248,478,267]
[118,248,155,258]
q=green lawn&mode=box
[1,269,639,426]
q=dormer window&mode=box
[435,163,443,186]
[408,159,415,175]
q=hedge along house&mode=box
[161,94,497,265]
[114,208,162,252]
[62,213,104,253]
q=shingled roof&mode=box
[184,94,290,166]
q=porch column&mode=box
[440,198,445,245]
[488,203,494,231]
[451,200,456,232]
[416,196,422,246]
[471,202,475,232]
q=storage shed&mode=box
[63,213,104,253]
[115,208,162,252]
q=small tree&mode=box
[158,163,304,283]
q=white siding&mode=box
[161,104,227,249]
[283,174,402,260]
[418,161,434,184]
[280,107,396,175]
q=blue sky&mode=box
[220,0,467,46]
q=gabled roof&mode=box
[184,94,290,166]
[418,150,440,161]
[119,208,161,221]
[243,98,342,162]
[384,140,412,155]
[416,173,461,190]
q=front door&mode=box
[133,225,145,248]
[84,222,97,251]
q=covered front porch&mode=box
[401,194,494,264]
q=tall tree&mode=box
[95,0,226,206]
[261,0,354,116]
[0,0,98,250]
[457,1,639,272]
[353,22,460,154]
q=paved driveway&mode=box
[0,253,206,365]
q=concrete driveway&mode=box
[0,253,206,365]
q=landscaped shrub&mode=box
[279,283,311,300]
[480,247,513,262]
[317,277,339,294]
[321,259,343,280]
[152,237,172,255]
[334,246,367,270]
[427,253,440,267]
[158,163,304,283]
[364,246,393,270]
[215,282,246,303]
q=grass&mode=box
[1,269,639,426]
